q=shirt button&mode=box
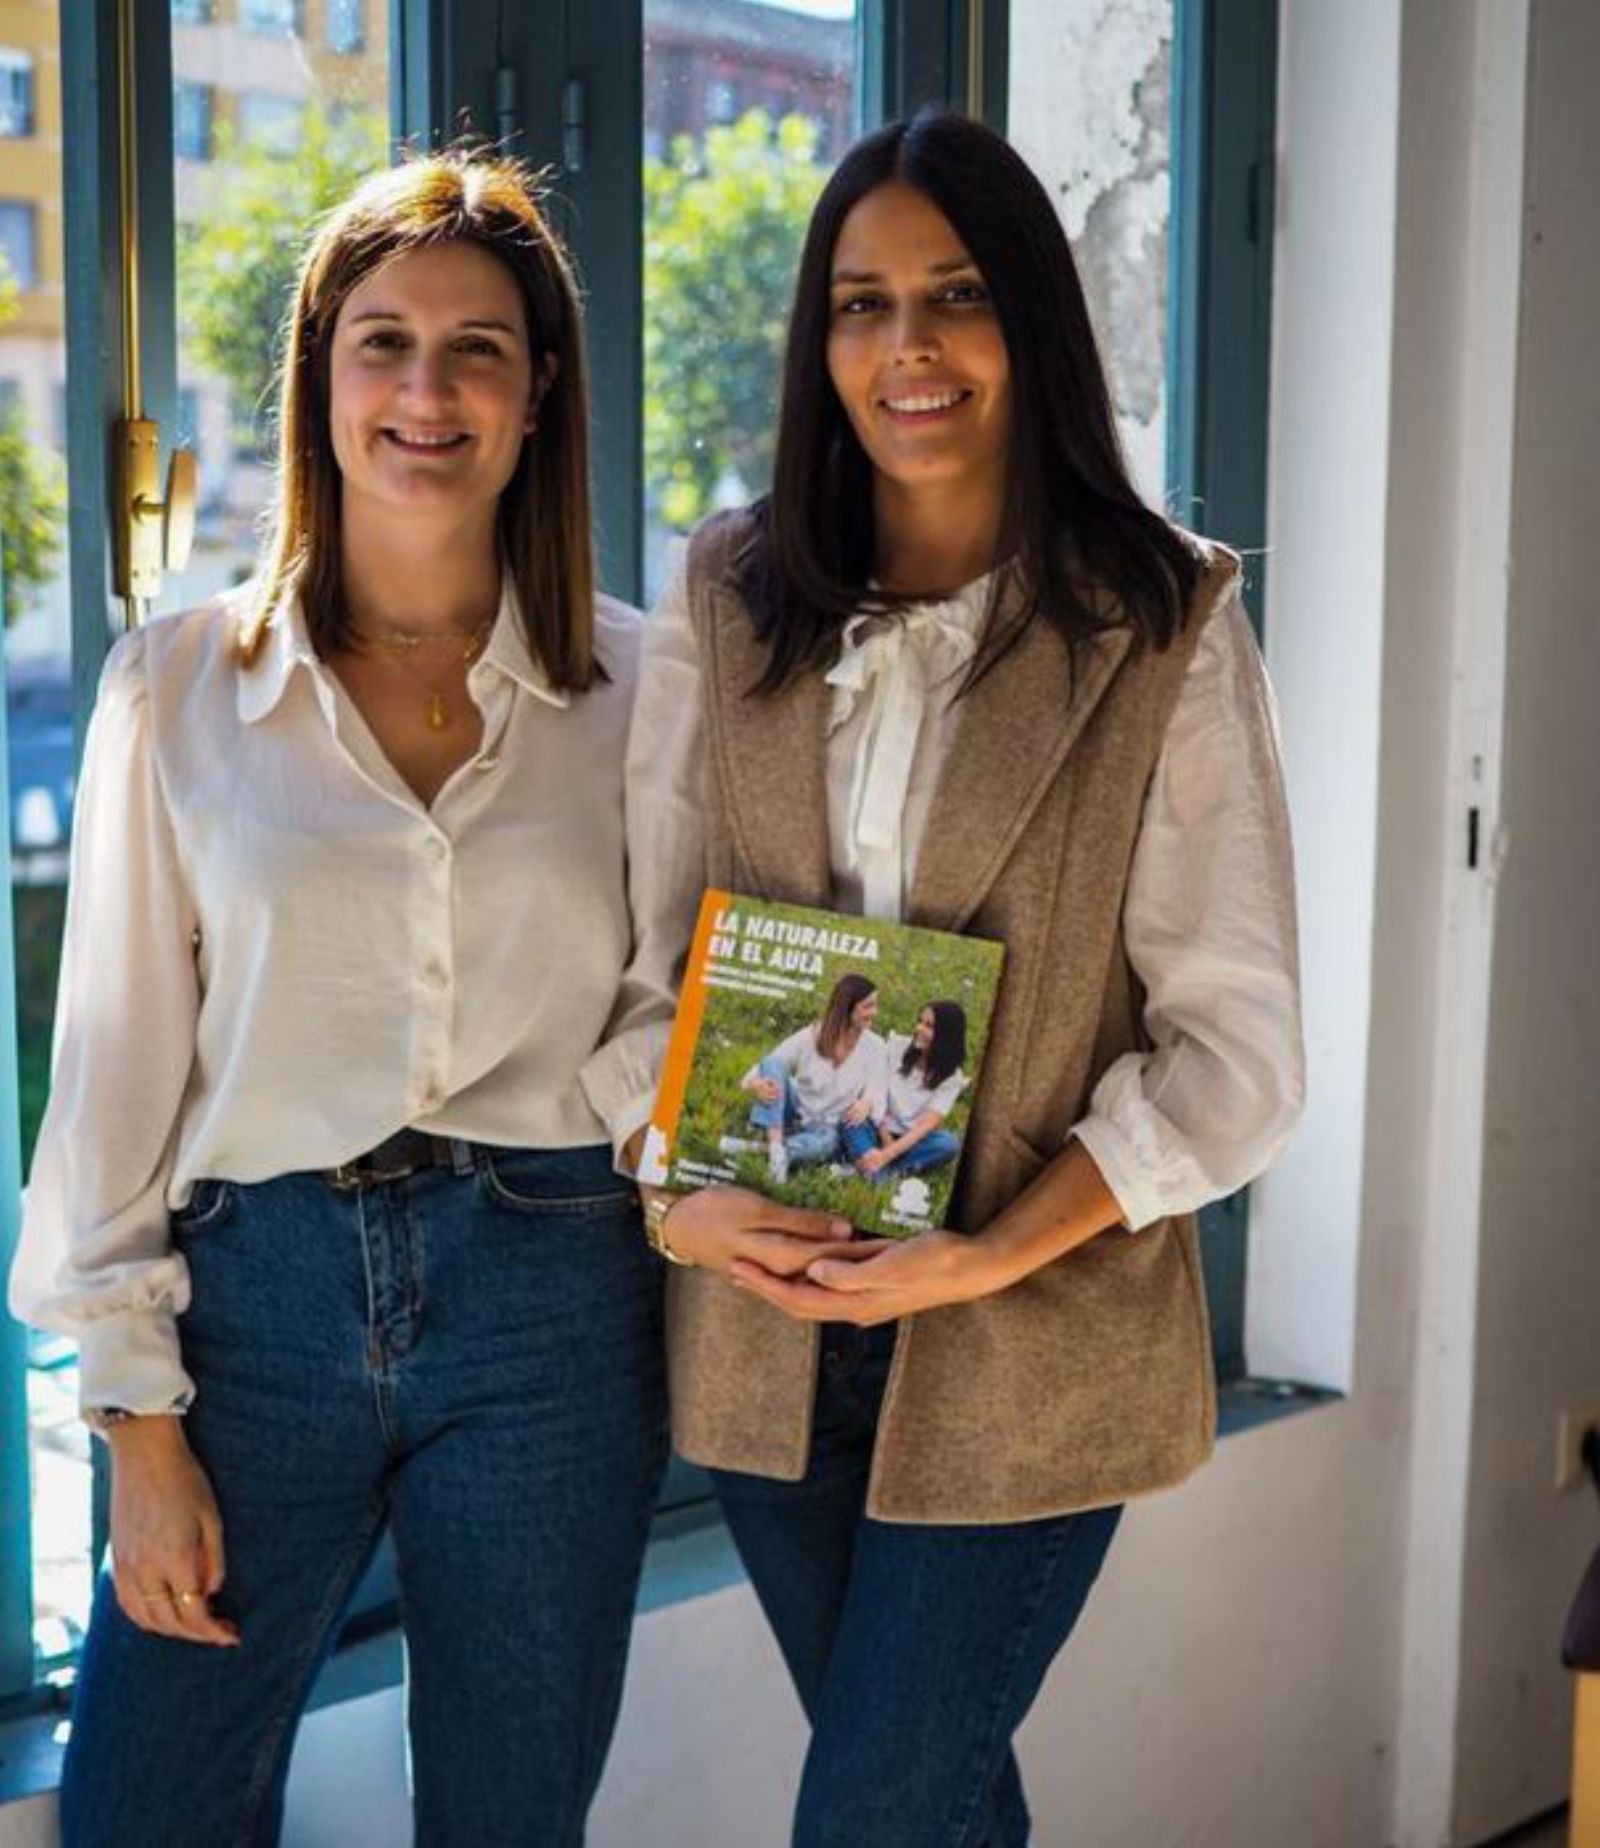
[422,837,448,863]
[422,963,449,993]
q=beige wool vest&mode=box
[666,509,1243,1524]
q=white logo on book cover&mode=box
[886,1176,933,1227]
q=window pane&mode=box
[239,0,306,33]
[0,200,36,289]
[1008,0,1175,505]
[173,82,214,162]
[327,0,367,57]
[4,5,393,1698]
[155,2,391,621]
[0,48,35,139]
[0,6,77,1685]
[641,0,858,602]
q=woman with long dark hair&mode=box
[840,998,967,1182]
[619,108,1304,1845]
[10,153,676,1847]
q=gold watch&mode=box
[640,1187,693,1266]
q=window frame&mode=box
[1169,0,1279,1382]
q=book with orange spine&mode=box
[638,891,1004,1237]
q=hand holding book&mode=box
[725,1138,1127,1323]
[647,1184,862,1277]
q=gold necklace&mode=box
[361,616,494,732]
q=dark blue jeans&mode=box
[61,1145,667,1848]
[710,1322,1121,1848]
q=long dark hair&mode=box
[742,109,1200,693]
[816,972,877,1062]
[244,149,599,690]
[904,1000,966,1092]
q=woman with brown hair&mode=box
[724,971,885,1182]
[9,152,674,1846]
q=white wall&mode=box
[1452,0,1600,1837]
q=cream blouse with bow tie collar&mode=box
[615,548,1303,1235]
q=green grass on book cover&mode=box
[641,893,1005,1239]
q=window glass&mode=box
[173,82,214,162]
[0,201,37,289]
[0,48,34,138]
[1008,0,1174,504]
[641,0,858,602]
[5,4,391,1693]
[327,0,367,57]
[239,0,305,33]
[0,8,75,1682]
[156,3,390,619]
[236,91,304,154]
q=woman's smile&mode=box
[383,426,473,454]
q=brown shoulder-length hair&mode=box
[742,109,1201,694]
[242,148,598,690]
[815,972,878,1063]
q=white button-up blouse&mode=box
[8,577,663,1419]
[613,556,1305,1233]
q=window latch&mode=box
[562,77,587,175]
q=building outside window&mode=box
[0,200,37,289]
[0,48,34,138]
[239,0,304,33]
[328,0,365,56]
[173,82,214,162]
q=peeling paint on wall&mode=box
[1009,0,1173,503]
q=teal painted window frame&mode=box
[1170,0,1279,1382]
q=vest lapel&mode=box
[908,616,1134,931]
[703,583,834,904]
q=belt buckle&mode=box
[328,1131,426,1191]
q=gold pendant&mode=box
[426,694,447,731]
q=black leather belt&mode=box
[326,1128,465,1191]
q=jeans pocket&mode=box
[476,1146,640,1219]
[167,1177,236,1237]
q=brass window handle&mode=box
[116,418,197,604]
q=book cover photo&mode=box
[639,891,1005,1238]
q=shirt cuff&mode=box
[76,1310,195,1432]
[579,1021,671,1160]
[1068,1117,1167,1233]
[607,1090,660,1178]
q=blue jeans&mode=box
[747,1056,841,1167]
[61,1146,668,1848]
[838,1119,961,1181]
[710,1322,1121,1848]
